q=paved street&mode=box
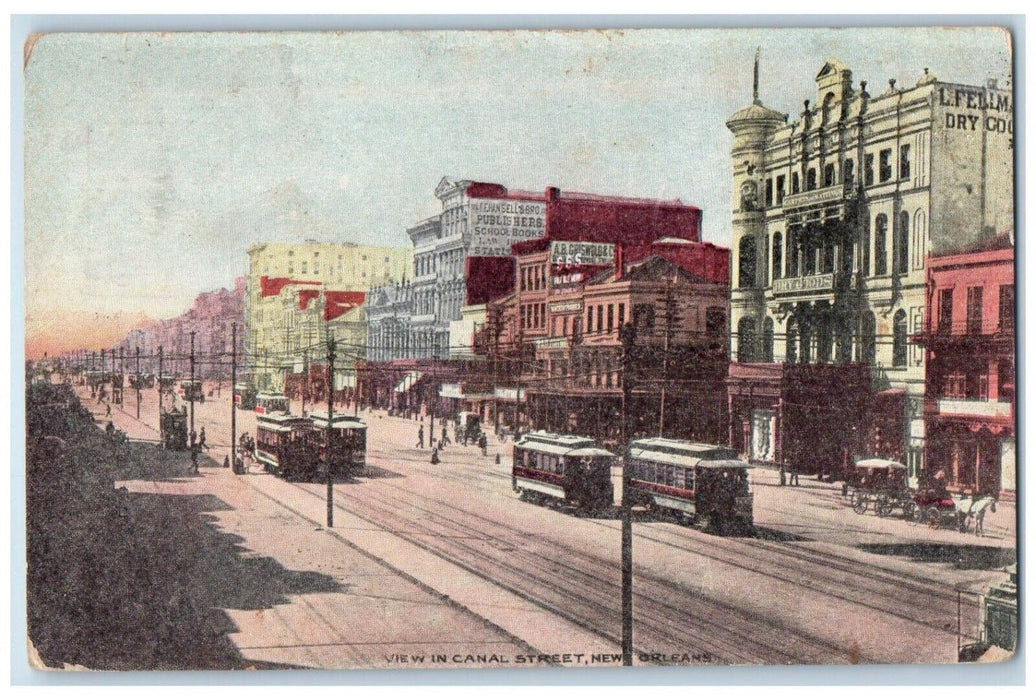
[74,384,1015,669]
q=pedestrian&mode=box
[789,464,799,486]
[416,425,424,449]
[190,429,197,449]
[198,427,207,451]
[441,425,450,446]
[106,421,115,438]
[105,402,112,417]
[431,447,440,465]
[779,463,786,487]
[478,433,488,456]
[223,455,230,469]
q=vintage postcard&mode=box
[23,26,1016,672]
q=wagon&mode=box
[848,458,912,517]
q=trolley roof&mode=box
[628,438,744,468]
[257,392,289,400]
[309,411,367,430]
[854,458,907,471]
[257,413,312,432]
[517,430,597,450]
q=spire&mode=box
[753,47,760,104]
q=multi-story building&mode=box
[245,240,411,390]
[117,278,246,381]
[472,241,730,446]
[726,59,1013,480]
[365,177,703,413]
[913,234,1014,497]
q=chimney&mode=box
[546,186,561,201]
[615,244,625,281]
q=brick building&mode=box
[913,235,1014,497]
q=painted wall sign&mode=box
[469,199,546,256]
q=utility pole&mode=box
[302,348,308,415]
[190,331,197,473]
[326,332,336,527]
[135,346,141,419]
[619,320,638,666]
[659,279,677,437]
[231,322,238,474]
[158,346,164,413]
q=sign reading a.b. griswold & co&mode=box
[549,240,615,287]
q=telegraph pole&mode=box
[135,346,141,419]
[190,331,197,473]
[326,332,336,527]
[158,346,164,414]
[619,320,637,666]
[659,280,676,437]
[231,322,238,474]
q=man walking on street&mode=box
[789,464,799,486]
[198,427,207,451]
[416,425,424,449]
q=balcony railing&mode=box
[936,398,1013,419]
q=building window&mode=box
[864,154,875,186]
[606,304,614,333]
[999,284,1014,331]
[900,144,911,180]
[737,317,757,362]
[874,215,888,276]
[587,307,593,333]
[776,175,785,205]
[761,317,774,362]
[938,289,953,334]
[823,163,835,187]
[791,172,800,194]
[822,241,835,274]
[597,305,604,334]
[843,158,854,189]
[738,235,756,288]
[967,286,983,334]
[706,308,726,337]
[892,310,908,367]
[787,229,799,277]
[879,149,893,182]
[765,179,773,207]
[997,359,1015,403]
[772,232,783,281]
[618,303,625,328]
[785,317,798,364]
[806,168,817,191]
[861,311,876,364]
[861,220,871,276]
[896,211,909,274]
[816,316,833,363]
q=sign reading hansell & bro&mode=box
[470,199,547,257]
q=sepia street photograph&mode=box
[18,20,1018,676]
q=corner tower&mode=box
[726,50,787,362]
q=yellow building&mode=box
[246,240,412,390]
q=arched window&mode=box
[912,209,926,269]
[787,228,800,277]
[861,311,876,364]
[772,232,783,281]
[761,317,774,362]
[785,317,798,364]
[816,315,832,363]
[737,317,757,362]
[824,163,836,187]
[892,309,908,367]
[738,235,756,288]
[861,219,871,276]
[896,211,910,274]
[806,168,817,191]
[843,158,855,189]
[874,214,888,275]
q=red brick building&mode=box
[475,242,730,447]
[913,236,1015,497]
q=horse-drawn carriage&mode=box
[848,458,997,532]
[848,459,913,518]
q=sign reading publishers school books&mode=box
[470,199,546,256]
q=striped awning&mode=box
[393,371,423,394]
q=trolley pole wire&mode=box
[326,331,336,528]
[619,320,637,666]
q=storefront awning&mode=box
[393,371,423,394]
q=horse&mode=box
[958,495,997,535]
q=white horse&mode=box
[958,495,997,535]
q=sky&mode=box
[22,26,1013,356]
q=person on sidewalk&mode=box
[431,447,440,465]
[441,425,450,446]
[789,464,799,486]
[478,433,488,456]
[198,427,207,451]
[105,402,112,417]
[416,425,424,449]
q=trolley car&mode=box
[309,411,367,477]
[626,438,754,533]
[255,413,319,481]
[255,392,290,415]
[179,379,205,403]
[234,383,257,410]
[159,409,189,451]
[512,431,615,510]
